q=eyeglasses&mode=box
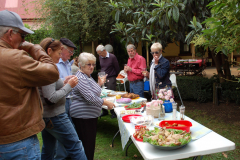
[86,63,96,67]
[65,48,74,54]
[13,30,27,39]
[151,51,160,55]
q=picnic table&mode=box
[170,58,207,76]
[114,107,235,160]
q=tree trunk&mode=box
[221,54,231,80]
[79,37,83,53]
[211,51,225,83]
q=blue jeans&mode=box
[41,113,87,160]
[0,135,41,160]
[55,98,73,159]
[65,98,72,123]
[130,81,144,97]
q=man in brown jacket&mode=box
[0,10,59,159]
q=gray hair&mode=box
[126,44,136,50]
[151,42,162,51]
[0,26,19,38]
[78,52,96,68]
[96,45,105,52]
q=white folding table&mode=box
[114,107,235,160]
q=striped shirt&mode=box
[70,71,103,119]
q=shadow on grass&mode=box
[95,115,144,160]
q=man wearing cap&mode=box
[0,10,59,159]
[96,44,120,118]
[56,38,76,119]
[55,38,76,159]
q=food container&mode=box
[130,115,154,126]
[122,114,142,123]
[104,97,115,103]
[116,95,121,99]
[159,120,192,132]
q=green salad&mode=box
[125,102,141,109]
[143,127,191,147]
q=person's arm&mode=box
[155,60,170,80]
[41,76,78,104]
[41,81,72,104]
[75,76,104,108]
[19,42,59,87]
[131,57,147,76]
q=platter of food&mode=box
[143,127,192,150]
[107,91,127,97]
[122,93,139,99]
[116,98,132,104]
[133,126,149,142]
[124,103,142,110]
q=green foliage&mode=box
[173,75,240,104]
[190,0,240,55]
[107,0,211,49]
[36,0,114,50]
[173,76,214,103]
[24,24,53,44]
[221,80,240,104]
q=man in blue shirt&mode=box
[55,38,76,160]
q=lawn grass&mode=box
[37,110,239,160]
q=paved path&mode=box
[204,66,239,78]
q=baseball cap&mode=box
[60,38,77,50]
[0,10,34,34]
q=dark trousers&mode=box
[72,117,98,160]
[105,76,117,90]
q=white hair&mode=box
[105,44,113,53]
[0,26,19,38]
[96,45,105,52]
[126,44,136,50]
[78,52,96,67]
[151,42,162,51]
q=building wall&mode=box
[163,42,180,57]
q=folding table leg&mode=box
[192,156,203,160]
[112,130,120,147]
[125,139,133,156]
